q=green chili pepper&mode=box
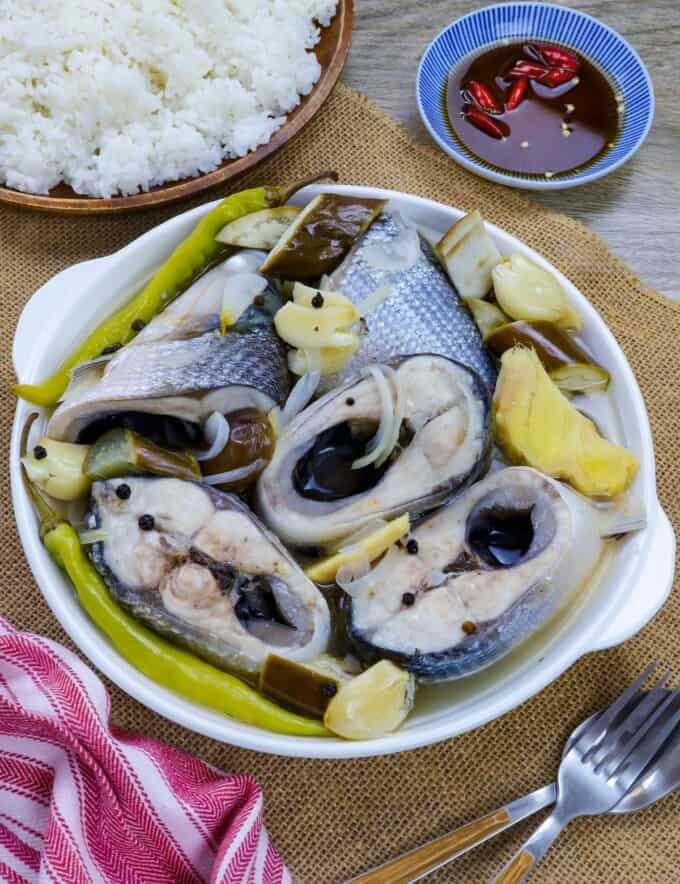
[15,171,337,407]
[22,461,329,737]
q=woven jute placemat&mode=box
[1,83,678,883]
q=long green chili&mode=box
[15,171,336,407]
[23,466,329,737]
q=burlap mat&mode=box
[1,83,678,883]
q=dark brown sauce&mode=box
[78,411,201,449]
[202,407,274,491]
[445,42,621,178]
[467,505,535,567]
[293,421,387,502]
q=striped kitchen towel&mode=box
[0,616,291,883]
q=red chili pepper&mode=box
[464,106,508,139]
[464,80,502,114]
[541,67,577,87]
[526,43,580,73]
[505,76,528,111]
[507,60,551,81]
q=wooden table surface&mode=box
[343,0,680,301]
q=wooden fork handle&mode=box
[347,785,555,884]
[493,806,571,883]
[494,850,535,884]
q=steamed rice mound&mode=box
[0,0,337,197]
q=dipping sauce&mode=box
[445,42,621,178]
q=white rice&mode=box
[0,0,337,197]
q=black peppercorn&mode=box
[406,539,419,555]
[131,319,146,332]
[138,514,155,531]
[116,483,131,500]
[402,591,416,607]
[100,343,122,355]
[33,444,47,460]
[345,397,355,406]
[320,682,337,699]
[311,292,324,308]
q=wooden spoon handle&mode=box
[349,809,512,884]
[347,785,555,884]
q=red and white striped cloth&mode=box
[0,616,291,884]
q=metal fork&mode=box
[494,664,680,883]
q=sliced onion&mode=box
[202,458,267,486]
[352,366,396,470]
[192,412,230,462]
[356,283,394,317]
[302,347,322,374]
[220,272,268,329]
[423,569,448,589]
[375,364,403,468]
[245,619,299,647]
[78,529,108,545]
[267,406,281,438]
[363,216,421,272]
[342,654,363,675]
[280,369,321,427]
[336,557,378,598]
[288,346,323,377]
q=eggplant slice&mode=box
[87,477,330,675]
[346,467,605,682]
[256,354,490,548]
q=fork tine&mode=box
[609,691,680,792]
[582,671,672,764]
[573,663,657,754]
[595,689,676,774]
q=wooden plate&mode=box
[0,1,353,215]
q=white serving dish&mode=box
[11,185,675,758]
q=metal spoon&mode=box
[348,689,680,884]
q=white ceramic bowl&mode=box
[11,185,675,758]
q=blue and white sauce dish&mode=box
[417,3,654,189]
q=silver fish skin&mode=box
[88,477,330,675]
[346,467,605,682]
[48,253,289,442]
[328,213,497,390]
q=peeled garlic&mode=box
[492,254,582,330]
[323,660,415,740]
[22,438,90,501]
[288,341,359,376]
[291,282,353,310]
[275,282,361,376]
[274,302,358,349]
